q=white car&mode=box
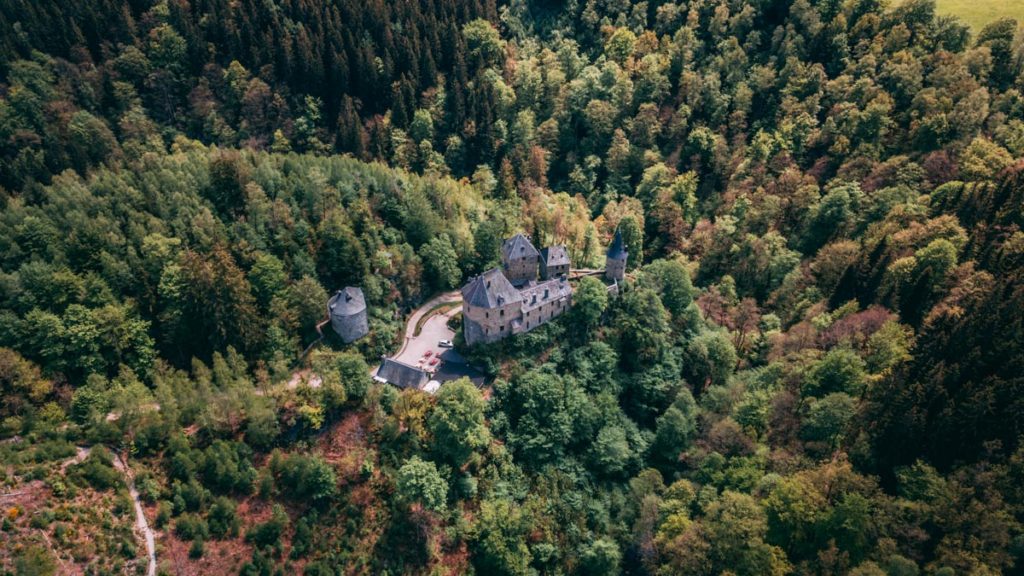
[438,340,454,348]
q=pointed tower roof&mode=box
[502,233,539,260]
[461,268,523,308]
[607,228,628,259]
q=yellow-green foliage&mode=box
[934,0,1024,31]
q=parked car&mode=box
[423,350,433,358]
[438,340,454,348]
[429,358,440,366]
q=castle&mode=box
[461,231,628,346]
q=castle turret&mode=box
[605,228,628,282]
[501,233,540,286]
[328,286,369,343]
[539,245,570,280]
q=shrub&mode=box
[174,513,209,541]
[189,538,205,559]
[67,447,121,491]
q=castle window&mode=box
[486,312,489,319]
[500,309,505,317]
[501,325,505,331]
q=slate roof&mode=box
[540,245,570,268]
[502,233,539,260]
[520,277,573,312]
[328,286,366,317]
[376,359,429,389]
[607,228,628,259]
[462,268,523,309]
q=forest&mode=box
[1,0,1023,574]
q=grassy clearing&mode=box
[933,0,1024,32]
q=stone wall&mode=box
[518,294,571,332]
[332,308,369,343]
[605,257,626,282]
[503,256,538,284]
[541,262,569,280]
[463,301,521,345]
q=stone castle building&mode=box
[328,286,369,343]
[501,233,540,285]
[540,245,570,279]
[463,234,573,346]
[461,232,628,346]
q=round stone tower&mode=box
[328,286,369,343]
[605,228,628,282]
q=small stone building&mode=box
[605,228,628,282]
[328,286,369,343]
[539,245,570,279]
[501,233,540,286]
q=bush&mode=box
[245,505,288,549]
[198,440,256,495]
[208,497,239,539]
[67,447,121,491]
[14,544,56,576]
[154,501,172,528]
[171,478,210,514]
[189,538,205,559]
[271,453,337,502]
[174,513,209,541]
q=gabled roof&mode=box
[520,276,573,312]
[376,359,429,389]
[461,268,523,309]
[540,245,570,268]
[607,228,628,260]
[328,286,366,317]
[502,233,539,260]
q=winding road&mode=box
[390,291,462,364]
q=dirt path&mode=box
[59,445,91,472]
[113,453,157,576]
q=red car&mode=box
[429,358,440,366]
[423,350,433,358]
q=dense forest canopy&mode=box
[1,0,1024,574]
